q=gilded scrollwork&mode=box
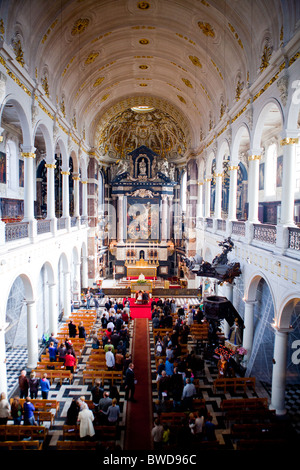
[97,108,186,160]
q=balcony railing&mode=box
[232,220,246,237]
[37,219,51,234]
[5,222,29,242]
[288,227,300,251]
[217,219,226,231]
[253,223,276,244]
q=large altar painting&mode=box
[127,196,159,240]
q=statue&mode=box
[138,158,147,176]
[182,237,241,284]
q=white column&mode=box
[228,165,238,221]
[117,194,124,243]
[270,327,289,415]
[46,161,56,219]
[21,149,36,221]
[81,255,88,289]
[0,323,7,396]
[280,136,298,226]
[247,151,261,223]
[61,170,70,218]
[243,300,255,361]
[73,174,80,217]
[81,180,88,218]
[204,178,211,218]
[214,173,223,219]
[27,300,39,369]
[161,194,168,241]
[197,182,203,218]
[48,283,57,336]
[63,271,71,319]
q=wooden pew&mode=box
[33,369,72,385]
[213,376,256,394]
[62,425,117,441]
[0,425,48,442]
[0,440,43,450]
[230,422,287,440]
[82,370,123,386]
[57,441,98,450]
[220,397,269,411]
[10,398,60,416]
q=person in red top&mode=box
[64,351,76,384]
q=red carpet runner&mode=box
[127,298,152,319]
[124,318,153,450]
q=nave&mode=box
[1,296,300,453]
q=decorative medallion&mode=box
[182,78,193,88]
[137,2,150,9]
[93,77,105,87]
[198,21,215,38]
[71,18,89,36]
[139,38,149,45]
[139,65,148,69]
[177,95,186,104]
[85,52,99,65]
[189,55,202,68]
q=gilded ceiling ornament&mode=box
[100,94,110,102]
[85,52,99,65]
[139,65,148,69]
[189,56,202,68]
[137,1,150,9]
[139,38,149,45]
[60,98,66,117]
[93,77,105,87]
[97,107,186,160]
[71,18,89,36]
[198,21,215,38]
[42,75,49,97]
[182,78,193,88]
[0,19,4,37]
[235,79,244,101]
[13,38,25,67]
[177,95,186,104]
[139,83,148,86]
[260,43,272,73]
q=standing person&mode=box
[23,397,37,425]
[39,373,50,399]
[78,405,95,439]
[105,346,115,370]
[151,418,164,450]
[64,350,76,383]
[11,397,23,425]
[101,398,120,425]
[91,380,103,411]
[0,392,11,425]
[18,369,29,399]
[29,371,39,399]
[68,320,77,338]
[65,398,80,425]
[124,363,136,402]
[78,321,86,339]
[48,341,57,362]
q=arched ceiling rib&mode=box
[0,0,284,161]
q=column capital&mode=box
[21,151,36,159]
[280,137,299,146]
[45,162,56,169]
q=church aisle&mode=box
[124,318,153,450]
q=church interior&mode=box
[0,0,299,454]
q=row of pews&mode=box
[150,304,295,450]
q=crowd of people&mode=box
[150,298,217,449]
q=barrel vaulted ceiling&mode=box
[0,0,295,163]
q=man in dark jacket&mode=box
[125,363,136,402]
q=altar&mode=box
[125,258,158,279]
